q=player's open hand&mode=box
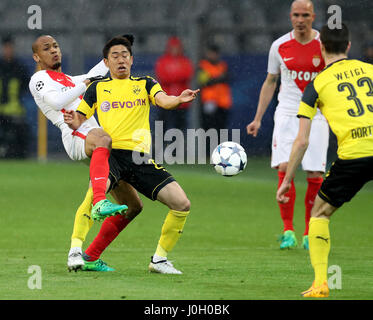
[276,180,291,203]
[246,120,261,137]
[179,89,200,104]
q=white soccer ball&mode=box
[211,141,247,176]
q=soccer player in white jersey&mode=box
[29,35,128,270]
[246,0,329,249]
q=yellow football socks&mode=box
[308,217,330,287]
[70,188,94,248]
[155,209,190,258]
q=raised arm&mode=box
[64,80,98,129]
[43,80,89,111]
[70,60,109,84]
[46,60,108,110]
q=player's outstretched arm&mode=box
[64,110,87,130]
[276,117,312,203]
[155,89,200,110]
[246,73,279,137]
[71,60,109,84]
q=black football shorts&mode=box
[108,149,175,200]
[318,156,373,208]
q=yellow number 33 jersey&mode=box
[298,59,373,160]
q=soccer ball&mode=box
[211,141,247,176]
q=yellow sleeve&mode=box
[77,99,96,119]
[76,81,97,118]
[297,80,319,120]
[298,101,317,120]
[145,76,164,105]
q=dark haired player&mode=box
[29,35,128,271]
[277,24,373,297]
[65,35,199,274]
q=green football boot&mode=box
[279,230,298,249]
[82,258,115,272]
[302,235,309,250]
[91,199,128,221]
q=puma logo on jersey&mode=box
[104,89,112,94]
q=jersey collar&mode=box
[324,58,349,70]
[290,29,320,44]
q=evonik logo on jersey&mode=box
[100,99,146,112]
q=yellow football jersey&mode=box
[77,76,163,153]
[298,59,373,160]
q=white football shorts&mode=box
[62,122,97,161]
[271,111,329,172]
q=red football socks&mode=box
[84,214,131,261]
[277,171,296,232]
[304,177,323,235]
[90,147,110,206]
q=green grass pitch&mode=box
[1,158,373,300]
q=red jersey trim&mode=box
[72,130,87,140]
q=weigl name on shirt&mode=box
[334,67,367,81]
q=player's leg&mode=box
[277,163,297,249]
[303,171,323,250]
[272,113,298,248]
[67,187,94,271]
[301,195,335,298]
[61,133,100,270]
[67,179,113,270]
[302,157,371,297]
[277,162,296,232]
[149,181,191,274]
[85,128,128,220]
[301,117,329,249]
[82,180,143,271]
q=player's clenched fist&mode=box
[246,120,261,137]
[64,110,80,130]
[276,180,291,204]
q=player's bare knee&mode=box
[311,210,323,218]
[311,206,332,219]
[278,162,288,172]
[175,197,191,212]
[132,202,144,216]
[86,129,112,151]
[124,200,143,220]
[96,134,112,149]
[307,171,323,178]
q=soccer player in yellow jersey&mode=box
[277,23,373,297]
[64,35,199,274]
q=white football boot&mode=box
[67,247,85,272]
[148,256,183,274]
